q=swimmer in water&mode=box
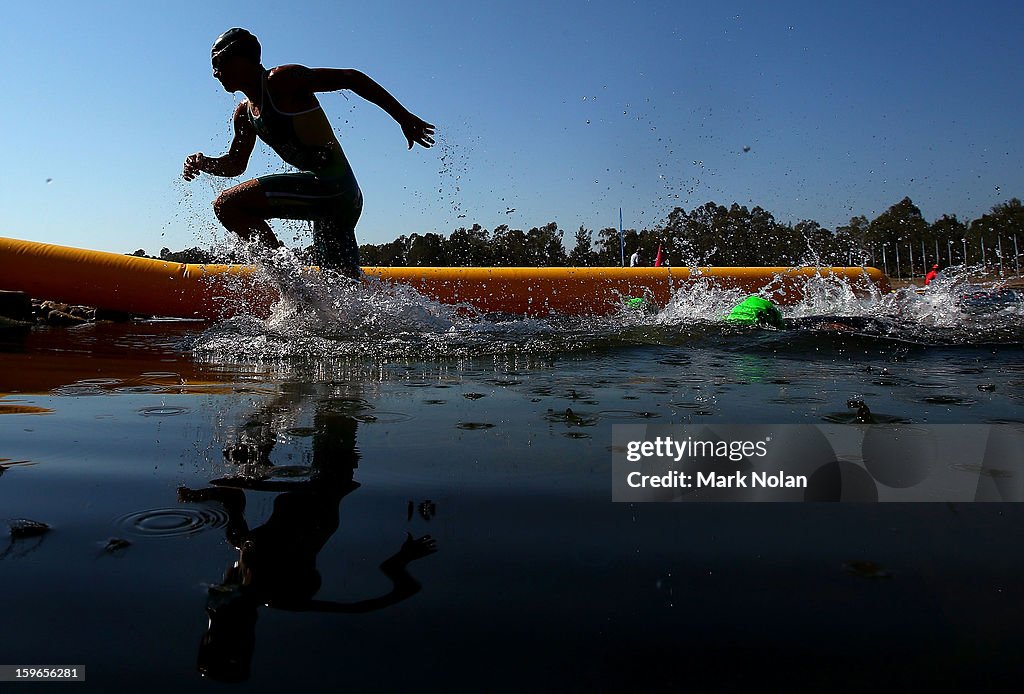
[724,295,891,333]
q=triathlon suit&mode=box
[248,70,363,276]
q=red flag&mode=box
[654,245,663,267]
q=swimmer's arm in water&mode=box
[182,102,257,180]
[291,65,435,149]
[297,534,438,614]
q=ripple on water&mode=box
[544,408,599,427]
[319,397,374,415]
[55,379,123,396]
[598,409,661,420]
[922,395,976,406]
[354,411,413,424]
[770,396,828,405]
[821,412,911,424]
[115,506,228,538]
[137,406,191,417]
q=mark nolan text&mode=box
[700,471,806,488]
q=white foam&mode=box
[185,254,1024,359]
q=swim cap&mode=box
[724,295,784,328]
[625,296,656,313]
[211,28,261,63]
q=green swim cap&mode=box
[724,295,784,328]
[625,296,656,313]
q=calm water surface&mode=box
[3,277,1024,691]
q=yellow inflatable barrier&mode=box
[0,236,890,319]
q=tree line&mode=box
[141,197,1024,275]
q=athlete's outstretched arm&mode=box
[296,534,438,614]
[183,103,258,180]
[305,67,435,149]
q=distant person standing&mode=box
[924,264,939,286]
[183,28,435,278]
[629,249,640,267]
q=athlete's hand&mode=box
[401,114,435,150]
[395,533,438,562]
[182,153,208,181]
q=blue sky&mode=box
[1,0,1022,254]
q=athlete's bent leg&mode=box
[213,180,283,249]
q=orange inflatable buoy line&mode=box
[0,236,891,319]
[0,236,275,320]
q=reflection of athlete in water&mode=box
[183,28,434,278]
[179,395,436,683]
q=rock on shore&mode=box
[0,291,133,327]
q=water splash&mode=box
[786,270,884,318]
[873,266,1024,342]
[654,277,748,325]
[186,255,1024,362]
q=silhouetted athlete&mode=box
[183,28,435,277]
